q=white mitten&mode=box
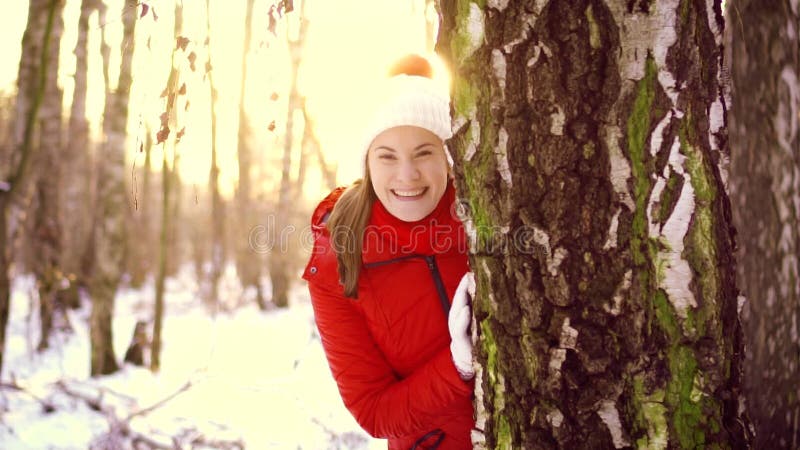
[449,272,475,380]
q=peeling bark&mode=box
[437,0,751,447]
[728,0,800,447]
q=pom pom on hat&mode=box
[359,55,453,172]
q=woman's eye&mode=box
[416,150,432,157]
[378,153,397,160]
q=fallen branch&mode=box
[56,378,244,449]
[0,380,56,413]
[123,379,192,422]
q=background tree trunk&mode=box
[128,125,154,288]
[235,0,266,309]
[88,0,136,376]
[728,0,800,447]
[32,0,65,351]
[152,0,185,373]
[0,0,62,375]
[437,0,752,447]
[63,0,96,300]
[204,0,225,311]
[270,1,308,309]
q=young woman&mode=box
[302,55,475,449]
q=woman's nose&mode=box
[396,159,421,181]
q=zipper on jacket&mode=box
[363,254,451,317]
[424,255,451,316]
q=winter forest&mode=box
[0,0,798,449]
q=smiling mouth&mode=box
[391,187,428,199]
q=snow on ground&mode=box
[0,266,386,449]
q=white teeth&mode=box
[393,188,425,197]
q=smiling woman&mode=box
[303,54,475,450]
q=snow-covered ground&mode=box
[0,266,385,449]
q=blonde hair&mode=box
[326,169,376,298]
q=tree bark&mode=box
[32,0,65,351]
[728,0,800,447]
[437,0,752,448]
[88,0,136,376]
[235,0,265,308]
[0,0,62,375]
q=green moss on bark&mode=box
[627,55,658,266]
[450,0,485,65]
[680,112,719,337]
[666,345,704,447]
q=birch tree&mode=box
[63,0,97,296]
[88,0,136,376]
[728,0,800,447]
[31,0,66,351]
[235,0,266,309]
[437,0,752,447]
[271,0,306,308]
[205,0,225,309]
[0,0,64,375]
[152,0,185,373]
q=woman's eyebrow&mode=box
[374,142,436,152]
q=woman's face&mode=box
[367,126,449,222]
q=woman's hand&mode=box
[449,272,475,380]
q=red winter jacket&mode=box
[303,182,473,450]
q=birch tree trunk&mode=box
[128,126,154,288]
[235,0,266,308]
[728,0,800,447]
[204,0,225,311]
[88,0,136,376]
[63,0,96,296]
[152,0,184,373]
[0,0,63,375]
[32,0,65,351]
[437,0,752,447]
[271,2,308,309]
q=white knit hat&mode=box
[359,74,453,171]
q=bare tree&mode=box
[728,0,800,447]
[31,0,66,351]
[203,0,225,310]
[87,0,137,376]
[437,0,752,447]
[63,0,97,299]
[152,0,185,373]
[270,0,307,308]
[235,0,267,309]
[0,0,64,375]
